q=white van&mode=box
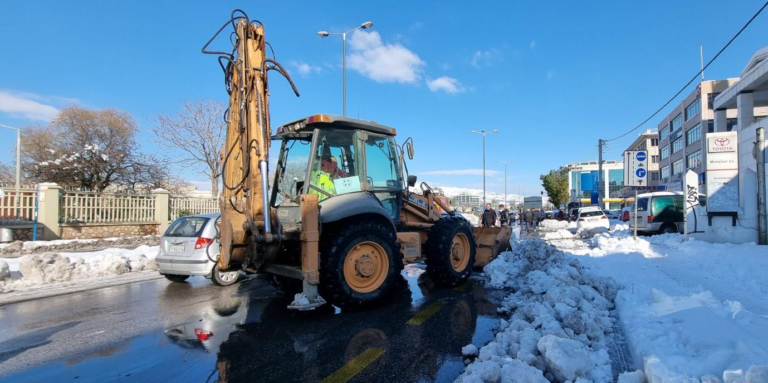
[629,191,706,235]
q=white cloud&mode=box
[471,50,493,68]
[426,76,465,95]
[0,90,61,121]
[422,169,501,176]
[347,31,425,83]
[290,61,322,77]
[530,40,537,50]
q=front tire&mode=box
[320,221,403,309]
[211,264,240,286]
[424,216,477,287]
[164,274,189,283]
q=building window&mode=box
[660,125,670,140]
[661,166,670,180]
[672,159,684,176]
[671,114,683,131]
[708,121,715,133]
[686,124,701,146]
[685,100,701,121]
[687,150,702,169]
[651,171,659,181]
[708,92,721,109]
[661,145,670,160]
[638,142,647,150]
[651,138,659,147]
[672,138,684,154]
[727,118,738,132]
[651,155,659,164]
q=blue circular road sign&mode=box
[636,168,647,178]
[636,151,647,162]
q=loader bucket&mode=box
[472,226,512,268]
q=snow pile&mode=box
[541,229,575,240]
[459,240,619,382]
[0,246,158,293]
[461,213,480,227]
[539,220,569,231]
[0,235,160,256]
[569,233,768,382]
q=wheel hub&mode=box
[356,254,376,277]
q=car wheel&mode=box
[164,274,189,283]
[211,263,240,286]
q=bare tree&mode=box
[21,106,171,192]
[153,99,226,196]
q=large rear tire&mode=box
[424,216,477,287]
[320,221,403,309]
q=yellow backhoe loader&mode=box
[203,10,511,309]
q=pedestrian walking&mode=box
[498,204,509,226]
[481,203,497,227]
[524,209,534,232]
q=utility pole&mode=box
[471,129,498,205]
[598,139,604,208]
[498,160,513,206]
[758,127,766,245]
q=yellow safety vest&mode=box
[310,170,335,201]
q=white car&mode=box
[576,207,610,230]
[602,209,621,220]
[156,213,240,286]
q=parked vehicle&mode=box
[568,208,580,222]
[156,213,241,286]
[620,207,632,222]
[545,211,553,219]
[576,207,610,230]
[602,209,621,220]
[629,192,684,235]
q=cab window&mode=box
[309,129,362,200]
[364,134,400,190]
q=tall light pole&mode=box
[471,129,498,206]
[318,21,374,117]
[0,124,21,219]
[497,160,514,206]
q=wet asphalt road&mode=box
[0,268,503,383]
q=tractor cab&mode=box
[271,115,407,233]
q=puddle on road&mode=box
[5,268,502,383]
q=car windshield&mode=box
[580,211,604,217]
[275,137,312,205]
[165,217,209,237]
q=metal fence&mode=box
[60,192,156,224]
[0,189,36,225]
[170,196,219,220]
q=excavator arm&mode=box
[202,10,299,270]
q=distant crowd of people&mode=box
[477,203,571,232]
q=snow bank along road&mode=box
[0,244,162,304]
[0,264,503,382]
[458,220,768,383]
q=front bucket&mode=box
[472,226,512,268]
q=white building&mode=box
[707,46,768,243]
[454,194,481,208]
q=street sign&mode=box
[624,150,649,187]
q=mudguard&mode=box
[319,192,396,232]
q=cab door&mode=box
[362,133,403,221]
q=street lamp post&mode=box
[0,124,21,220]
[318,21,374,117]
[497,160,514,207]
[471,129,498,206]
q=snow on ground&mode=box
[0,235,159,256]
[460,239,619,382]
[0,245,159,294]
[539,220,570,231]
[558,228,768,382]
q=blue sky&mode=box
[1,1,768,195]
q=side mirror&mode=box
[407,175,417,187]
[406,141,414,160]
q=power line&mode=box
[605,0,768,143]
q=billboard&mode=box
[623,150,649,187]
[705,132,739,213]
